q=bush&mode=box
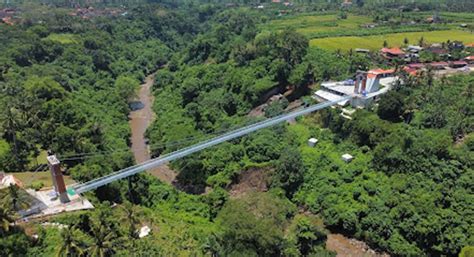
[30,181,44,191]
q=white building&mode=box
[308,138,318,147]
[342,154,354,163]
[314,68,398,108]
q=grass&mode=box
[309,30,474,51]
[44,33,78,44]
[8,172,75,189]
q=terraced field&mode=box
[265,14,373,34]
[265,12,474,51]
[309,30,474,51]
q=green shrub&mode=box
[30,181,44,191]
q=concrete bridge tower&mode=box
[47,154,70,203]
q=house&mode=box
[465,56,474,64]
[283,2,292,7]
[1,17,14,25]
[342,154,354,163]
[257,5,264,9]
[0,173,23,189]
[354,69,395,95]
[404,53,419,62]
[428,61,449,70]
[403,66,419,76]
[407,45,423,53]
[427,46,448,55]
[407,63,425,70]
[448,41,464,50]
[465,43,474,48]
[341,0,352,7]
[381,47,405,59]
[272,0,281,3]
[449,61,468,68]
[308,138,318,147]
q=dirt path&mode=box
[128,73,176,184]
[326,234,390,257]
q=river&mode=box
[128,73,176,184]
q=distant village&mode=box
[0,6,127,25]
[314,42,474,111]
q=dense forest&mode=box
[0,1,473,257]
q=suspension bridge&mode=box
[65,95,352,195]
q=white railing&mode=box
[72,95,352,194]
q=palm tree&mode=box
[88,222,116,257]
[121,202,141,239]
[56,226,86,257]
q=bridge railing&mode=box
[72,95,352,194]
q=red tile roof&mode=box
[465,43,474,48]
[403,67,418,76]
[451,61,468,66]
[367,68,395,79]
[465,56,474,61]
[408,63,425,69]
[381,47,405,55]
[429,61,448,67]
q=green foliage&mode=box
[272,147,305,196]
[377,90,405,122]
[215,192,295,256]
[30,181,44,191]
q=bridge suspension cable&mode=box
[71,96,352,194]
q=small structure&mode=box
[138,226,151,238]
[308,138,318,147]
[342,154,354,163]
[0,173,23,189]
[355,48,370,54]
[427,46,448,55]
[465,43,474,48]
[403,66,419,76]
[407,63,425,70]
[381,47,405,60]
[449,61,468,68]
[407,45,423,53]
[465,56,474,64]
[428,61,449,70]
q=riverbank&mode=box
[128,73,176,184]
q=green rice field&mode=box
[265,14,373,34]
[309,30,474,51]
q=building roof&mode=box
[429,61,448,67]
[465,56,474,61]
[428,47,448,54]
[381,47,405,55]
[408,63,425,69]
[451,61,468,66]
[367,68,395,79]
[0,174,23,189]
[314,90,350,106]
[465,43,474,48]
[403,67,418,76]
